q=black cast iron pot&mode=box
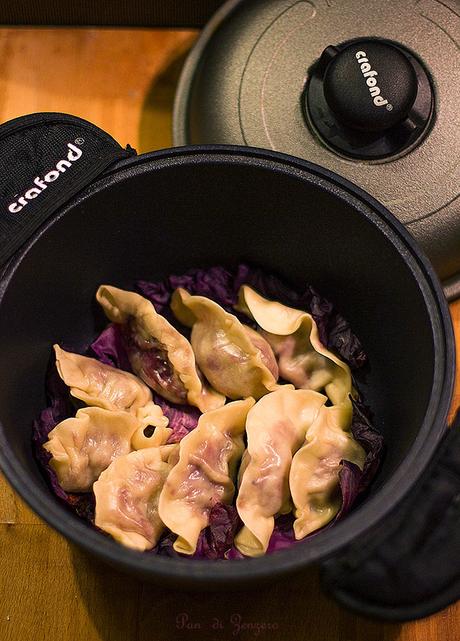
[0,114,457,622]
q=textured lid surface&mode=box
[174,0,460,299]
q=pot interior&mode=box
[0,149,448,580]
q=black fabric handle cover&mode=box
[0,113,136,267]
[322,410,460,621]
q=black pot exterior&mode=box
[0,147,454,592]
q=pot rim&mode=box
[0,145,455,585]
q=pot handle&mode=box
[321,409,460,621]
[0,112,136,270]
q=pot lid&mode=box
[173,0,460,300]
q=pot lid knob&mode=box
[305,38,434,160]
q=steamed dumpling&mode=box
[96,285,225,412]
[94,444,179,551]
[158,397,255,555]
[54,344,169,427]
[171,288,279,400]
[290,402,366,538]
[44,407,141,492]
[235,387,327,557]
[54,344,172,451]
[54,344,153,413]
[236,285,353,405]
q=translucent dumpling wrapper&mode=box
[54,344,170,441]
[94,444,179,551]
[171,288,279,400]
[235,387,327,557]
[55,344,152,412]
[158,397,255,555]
[44,407,142,492]
[236,285,353,405]
[53,344,171,451]
[43,403,173,492]
[96,285,225,412]
[290,402,366,539]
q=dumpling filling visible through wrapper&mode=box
[96,285,225,412]
[290,402,366,539]
[44,407,141,492]
[235,285,353,406]
[171,287,279,400]
[53,345,171,448]
[158,397,255,555]
[54,344,154,414]
[236,387,328,557]
[94,444,179,551]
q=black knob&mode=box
[304,38,434,160]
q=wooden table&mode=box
[0,28,459,641]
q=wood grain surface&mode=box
[0,28,459,641]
